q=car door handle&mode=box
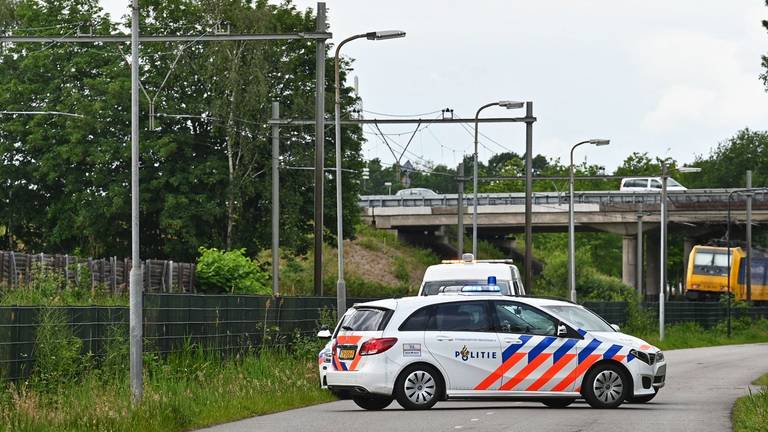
[503,338,522,344]
[436,336,453,342]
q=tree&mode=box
[684,129,768,189]
[0,0,364,260]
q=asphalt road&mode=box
[199,343,767,432]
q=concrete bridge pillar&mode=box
[622,236,637,289]
[644,230,660,300]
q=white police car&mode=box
[318,289,665,410]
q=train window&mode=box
[694,251,730,276]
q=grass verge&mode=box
[0,309,334,432]
[732,373,768,432]
[624,317,768,351]
[0,348,334,432]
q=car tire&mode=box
[541,398,576,408]
[394,364,443,410]
[582,363,629,409]
[352,396,394,410]
[627,388,658,404]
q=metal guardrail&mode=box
[359,189,768,209]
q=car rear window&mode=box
[338,307,391,332]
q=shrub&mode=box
[31,308,90,390]
[195,247,269,294]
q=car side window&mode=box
[428,301,492,332]
[650,179,662,189]
[399,306,433,331]
[494,302,557,336]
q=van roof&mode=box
[423,262,513,281]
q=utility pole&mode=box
[659,163,667,341]
[314,3,326,296]
[746,170,752,302]
[128,0,143,403]
[271,102,280,296]
[457,162,465,257]
[636,212,643,297]
[524,101,534,292]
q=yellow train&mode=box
[685,245,768,301]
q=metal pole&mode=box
[746,170,752,302]
[568,149,576,302]
[636,213,643,297]
[472,105,492,258]
[659,163,667,341]
[129,0,143,403]
[457,162,465,257]
[524,101,534,292]
[727,193,732,337]
[334,35,365,316]
[313,2,326,296]
[271,102,280,296]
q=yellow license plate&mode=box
[339,348,356,360]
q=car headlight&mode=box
[655,351,664,363]
[630,349,653,365]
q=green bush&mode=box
[195,247,269,294]
[31,308,90,391]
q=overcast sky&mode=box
[99,0,768,171]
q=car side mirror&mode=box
[557,323,567,337]
[610,324,620,332]
[317,325,332,338]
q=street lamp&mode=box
[568,139,610,302]
[659,164,701,340]
[334,30,406,317]
[472,100,524,257]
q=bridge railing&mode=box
[359,189,768,209]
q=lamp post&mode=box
[568,139,610,302]
[659,164,701,340]
[334,30,405,317]
[472,100,524,257]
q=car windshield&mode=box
[422,280,511,295]
[541,305,614,332]
[668,178,683,187]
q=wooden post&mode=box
[168,260,174,293]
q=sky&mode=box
[98,0,768,171]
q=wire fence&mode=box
[0,250,196,293]
[1,296,767,381]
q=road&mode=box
[199,343,767,432]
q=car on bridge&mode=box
[620,177,687,191]
[318,292,666,410]
[395,187,440,197]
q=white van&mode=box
[418,254,525,296]
[620,177,687,192]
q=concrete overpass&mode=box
[359,189,768,297]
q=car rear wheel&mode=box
[352,396,394,410]
[540,398,575,408]
[627,388,658,404]
[582,363,629,409]
[394,365,442,410]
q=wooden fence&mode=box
[0,251,196,293]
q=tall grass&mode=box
[0,310,334,432]
[732,373,768,432]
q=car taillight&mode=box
[359,338,398,356]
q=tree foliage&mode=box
[0,0,363,260]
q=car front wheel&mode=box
[394,365,442,410]
[352,396,394,410]
[582,363,629,409]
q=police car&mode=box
[318,288,665,410]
